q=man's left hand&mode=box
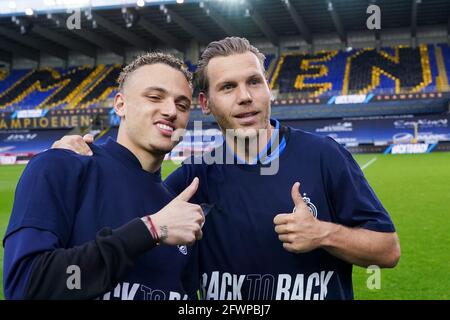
[273,182,330,254]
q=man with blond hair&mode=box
[3,52,204,300]
[169,37,400,300]
[53,37,400,300]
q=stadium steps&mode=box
[434,45,449,92]
[269,54,285,90]
[0,69,35,99]
[0,69,30,92]
[266,55,278,82]
[0,68,62,110]
[94,127,110,140]
[77,64,121,109]
[0,69,36,110]
[66,65,107,109]
[342,48,371,95]
[293,51,338,97]
[409,44,432,93]
[36,66,93,110]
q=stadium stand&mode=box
[75,65,121,109]
[344,45,431,94]
[271,51,338,97]
[0,129,71,156]
[0,0,449,161]
[0,44,449,111]
[269,44,450,98]
[0,67,95,112]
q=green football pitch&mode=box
[0,153,449,300]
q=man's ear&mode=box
[114,92,126,117]
[199,92,211,115]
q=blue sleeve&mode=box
[4,222,157,300]
[3,150,158,299]
[3,228,60,300]
[4,149,85,245]
[3,150,84,299]
[323,138,396,232]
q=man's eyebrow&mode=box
[142,86,191,104]
[215,73,263,88]
[142,86,168,94]
[248,73,264,79]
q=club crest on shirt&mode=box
[293,194,318,218]
[177,245,187,255]
[303,194,318,218]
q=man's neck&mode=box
[226,123,274,164]
[117,129,164,173]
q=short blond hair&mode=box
[196,37,266,94]
[118,52,192,91]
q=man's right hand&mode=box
[148,177,204,246]
[51,134,94,156]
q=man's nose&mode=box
[161,100,177,119]
[237,85,252,105]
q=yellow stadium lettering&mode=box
[51,117,58,128]
[80,116,91,127]
[71,116,79,127]
[11,119,21,129]
[23,118,31,128]
[60,117,69,127]
[39,118,49,128]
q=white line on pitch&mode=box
[361,157,378,171]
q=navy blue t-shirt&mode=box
[4,138,194,300]
[165,124,395,300]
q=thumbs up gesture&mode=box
[149,177,205,246]
[273,182,328,254]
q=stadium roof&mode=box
[0,0,449,62]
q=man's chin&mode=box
[226,125,262,139]
[147,143,175,156]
